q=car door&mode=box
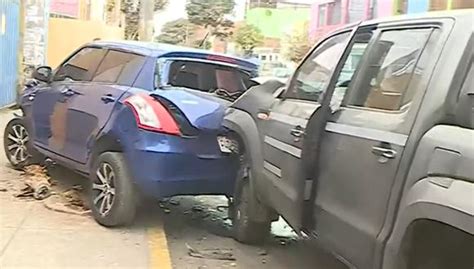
[62,49,146,164]
[258,30,354,231]
[41,47,107,159]
[310,25,438,268]
[31,47,106,154]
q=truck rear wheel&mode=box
[406,220,473,269]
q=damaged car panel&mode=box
[5,41,258,227]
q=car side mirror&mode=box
[33,66,52,82]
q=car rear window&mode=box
[167,60,252,93]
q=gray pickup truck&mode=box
[223,10,473,269]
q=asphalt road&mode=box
[0,109,346,269]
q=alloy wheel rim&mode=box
[92,163,116,216]
[6,124,30,165]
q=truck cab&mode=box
[224,10,473,269]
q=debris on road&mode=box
[61,185,89,211]
[169,199,180,206]
[43,195,90,216]
[192,205,205,212]
[186,243,236,261]
[216,205,228,212]
[15,165,51,200]
[12,165,90,216]
[43,184,90,216]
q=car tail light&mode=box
[124,94,181,136]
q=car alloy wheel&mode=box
[5,123,30,165]
[92,163,116,216]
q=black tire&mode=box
[90,152,137,227]
[3,118,41,169]
[232,153,271,245]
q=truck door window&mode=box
[285,32,350,102]
[345,28,433,111]
[331,31,372,110]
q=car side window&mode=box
[93,50,146,85]
[344,28,433,111]
[285,32,351,102]
[54,47,106,82]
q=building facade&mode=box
[309,0,397,40]
[310,0,474,40]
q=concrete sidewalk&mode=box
[0,110,171,269]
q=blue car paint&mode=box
[20,42,256,199]
[151,88,230,131]
[100,104,238,198]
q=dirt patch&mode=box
[14,165,90,216]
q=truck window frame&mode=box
[330,24,442,135]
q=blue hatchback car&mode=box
[3,41,258,226]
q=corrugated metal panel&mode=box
[348,0,365,23]
[429,0,448,11]
[0,0,20,108]
[452,0,474,9]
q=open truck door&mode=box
[256,26,360,232]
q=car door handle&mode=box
[61,87,76,96]
[290,126,305,138]
[372,146,397,159]
[101,94,115,103]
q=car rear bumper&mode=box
[124,130,238,198]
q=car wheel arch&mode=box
[88,133,125,171]
[224,109,277,222]
[382,177,474,269]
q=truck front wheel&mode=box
[232,180,271,244]
[231,151,272,245]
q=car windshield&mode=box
[165,60,253,93]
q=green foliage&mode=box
[284,22,311,63]
[155,19,196,45]
[153,0,168,11]
[186,0,235,39]
[106,0,115,12]
[233,24,263,56]
[121,0,169,40]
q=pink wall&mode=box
[309,3,319,38]
[375,0,394,18]
[309,0,395,40]
[50,0,80,18]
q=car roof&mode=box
[85,40,259,71]
[323,9,473,36]
[361,9,473,26]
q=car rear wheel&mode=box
[3,118,39,169]
[232,153,271,245]
[90,152,137,227]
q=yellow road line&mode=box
[148,220,172,269]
